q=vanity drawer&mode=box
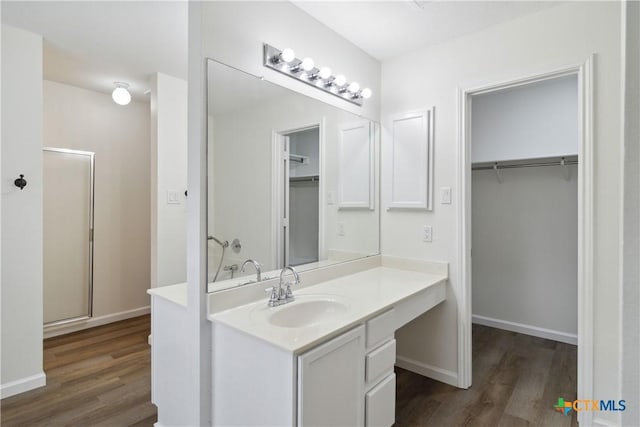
[366,339,396,387]
[365,373,396,427]
[366,309,395,349]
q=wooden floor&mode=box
[1,318,576,427]
[0,315,156,427]
[395,324,578,427]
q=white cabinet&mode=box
[363,310,397,427]
[149,295,192,426]
[365,339,396,387]
[365,373,396,427]
[298,326,365,426]
[211,308,413,426]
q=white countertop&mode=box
[147,282,188,307]
[208,266,447,353]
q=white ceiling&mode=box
[1,1,560,101]
[1,1,187,102]
[291,1,562,61]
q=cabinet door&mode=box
[298,325,365,426]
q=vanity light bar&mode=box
[263,44,372,107]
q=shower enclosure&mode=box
[43,147,95,325]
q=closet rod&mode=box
[472,159,578,171]
[290,175,319,183]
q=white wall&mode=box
[621,1,640,426]
[1,25,45,398]
[382,3,623,416]
[150,73,188,287]
[472,165,578,338]
[471,75,578,163]
[43,80,151,318]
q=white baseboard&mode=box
[44,306,150,339]
[395,355,458,387]
[472,314,578,345]
[592,416,620,426]
[0,372,46,399]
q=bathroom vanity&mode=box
[147,57,448,427]
[208,260,447,426]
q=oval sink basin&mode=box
[269,299,349,328]
[250,294,351,329]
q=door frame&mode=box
[456,57,594,424]
[42,147,96,326]
[272,120,325,269]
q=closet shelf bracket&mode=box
[561,157,570,181]
[493,163,503,184]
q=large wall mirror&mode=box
[207,59,380,293]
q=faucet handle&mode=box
[265,285,279,304]
[284,281,295,300]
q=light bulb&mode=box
[347,82,360,93]
[112,83,131,106]
[334,74,346,87]
[301,58,315,72]
[318,67,332,80]
[280,48,295,63]
[361,88,372,99]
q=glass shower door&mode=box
[43,148,94,325]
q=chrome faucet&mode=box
[241,259,262,282]
[267,266,300,307]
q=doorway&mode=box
[43,148,95,325]
[458,58,594,425]
[275,125,322,268]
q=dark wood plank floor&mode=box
[0,315,157,427]
[396,324,578,427]
[1,318,576,427]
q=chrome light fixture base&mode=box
[263,44,368,107]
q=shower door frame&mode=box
[43,147,96,326]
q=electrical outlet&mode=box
[423,225,432,242]
[441,186,452,204]
[338,223,345,236]
[327,191,335,205]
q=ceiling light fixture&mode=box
[112,82,131,106]
[263,44,372,106]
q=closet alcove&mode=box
[470,74,579,345]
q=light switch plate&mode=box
[167,190,181,205]
[423,225,432,242]
[327,191,335,205]
[338,223,345,236]
[440,187,452,204]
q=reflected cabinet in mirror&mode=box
[207,59,380,293]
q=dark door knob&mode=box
[14,174,27,190]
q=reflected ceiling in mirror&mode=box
[207,59,380,293]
